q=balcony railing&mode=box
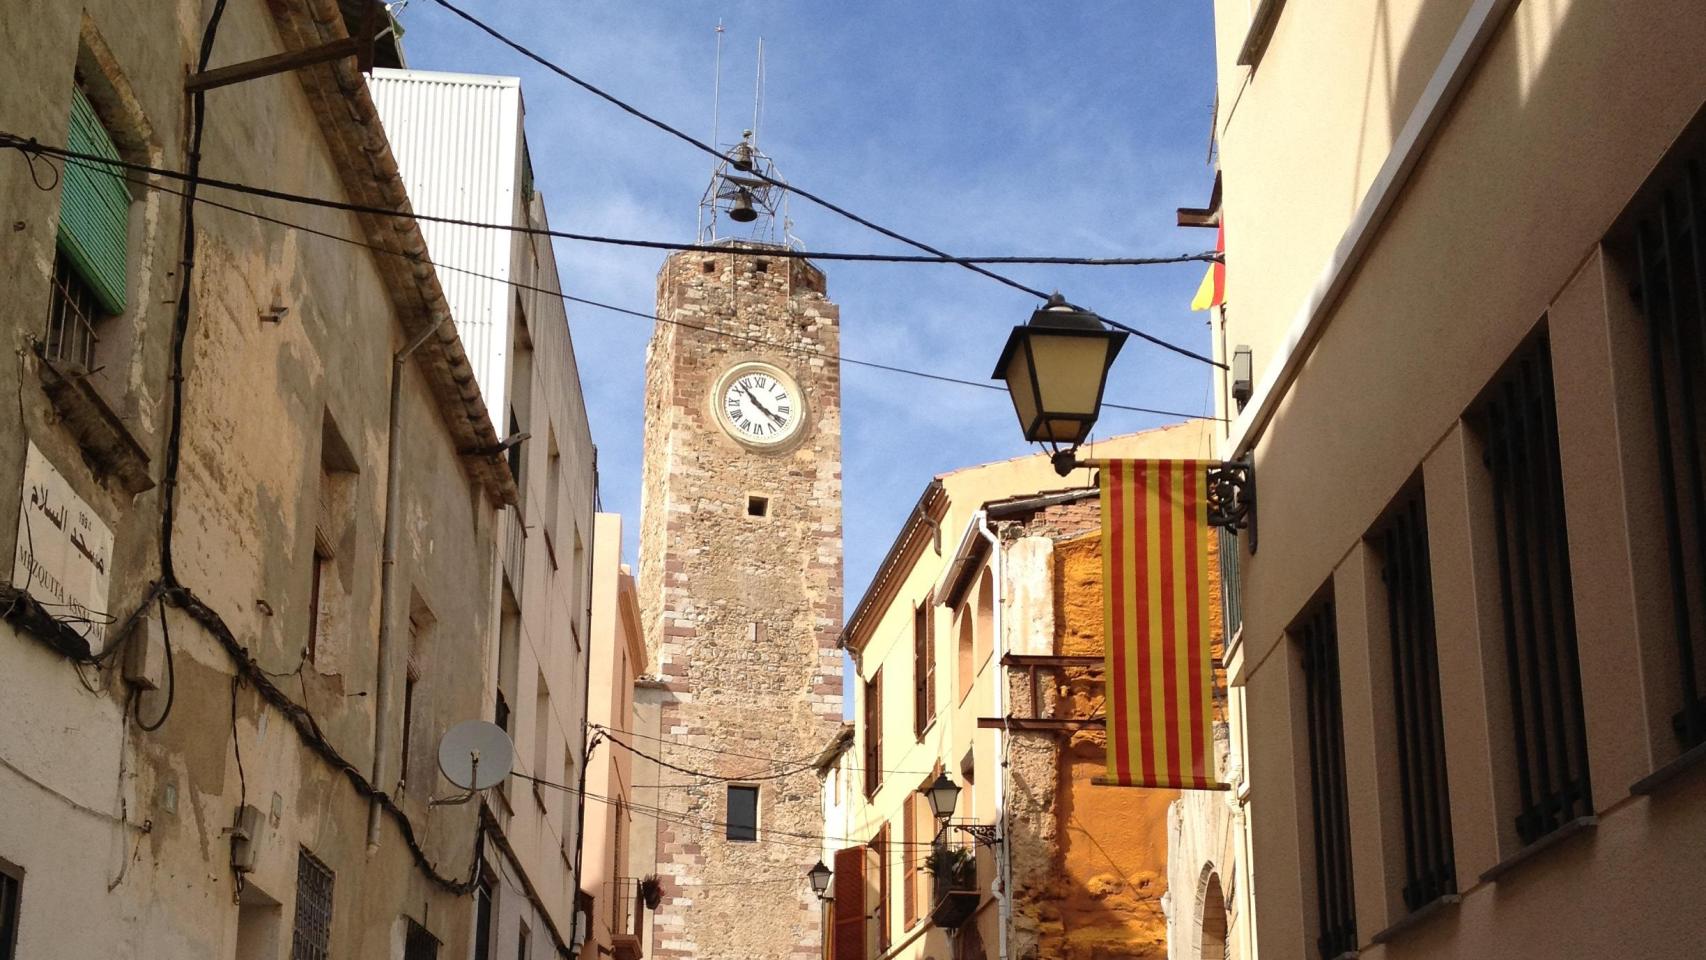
[925,833,980,929]
[607,877,650,960]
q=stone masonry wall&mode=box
[638,246,845,960]
[996,496,1225,960]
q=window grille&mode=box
[291,848,335,960]
[1377,490,1456,910]
[1218,526,1243,642]
[1481,337,1593,844]
[44,250,102,370]
[404,918,439,960]
[1632,158,1706,752]
[0,862,20,960]
[1298,595,1356,960]
[727,785,758,842]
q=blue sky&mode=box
[395,1,1220,611]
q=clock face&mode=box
[715,363,804,448]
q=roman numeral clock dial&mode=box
[714,362,805,449]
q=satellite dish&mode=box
[437,720,514,791]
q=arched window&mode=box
[1200,871,1228,960]
[974,568,994,668]
[957,610,975,702]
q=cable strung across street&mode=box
[426,0,1227,369]
[9,147,1226,423]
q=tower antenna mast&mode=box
[700,20,725,239]
[751,37,764,148]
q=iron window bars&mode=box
[291,848,335,960]
[1481,337,1593,845]
[44,251,102,370]
[1377,490,1456,911]
[404,918,440,960]
[1218,526,1243,643]
[1632,157,1706,752]
[1298,595,1356,960]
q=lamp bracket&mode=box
[946,822,1001,847]
[1205,458,1257,553]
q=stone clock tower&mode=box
[637,239,844,960]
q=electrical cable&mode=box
[592,723,959,778]
[0,133,1211,269]
[425,0,1227,370]
[601,731,823,784]
[513,770,941,853]
[26,151,1224,424]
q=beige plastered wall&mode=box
[841,421,1216,960]
[1208,0,1706,957]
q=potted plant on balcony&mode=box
[639,874,664,911]
[924,846,979,928]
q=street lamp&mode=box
[992,292,1128,473]
[923,772,962,822]
[808,860,833,899]
[920,772,1000,846]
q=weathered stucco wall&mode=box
[0,1,504,956]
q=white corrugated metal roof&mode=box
[369,67,524,424]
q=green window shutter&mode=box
[57,87,130,315]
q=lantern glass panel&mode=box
[1029,331,1113,419]
[1002,345,1039,436]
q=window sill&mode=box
[1479,815,1597,884]
[1369,893,1460,946]
[36,351,153,494]
[1630,739,1706,797]
[915,716,937,743]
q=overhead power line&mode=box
[381,1,1232,370]
[21,149,1224,424]
[0,135,1211,268]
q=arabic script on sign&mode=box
[12,442,114,650]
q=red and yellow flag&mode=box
[1190,222,1225,311]
[1098,460,1224,790]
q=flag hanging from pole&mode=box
[1097,459,1226,790]
[1190,222,1225,311]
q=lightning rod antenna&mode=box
[702,20,725,238]
[752,38,765,148]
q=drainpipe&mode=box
[973,512,1011,960]
[368,316,450,850]
[568,451,600,958]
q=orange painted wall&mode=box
[1026,529,1224,960]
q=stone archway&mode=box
[1198,869,1228,960]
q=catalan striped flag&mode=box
[1190,222,1225,312]
[1097,459,1225,790]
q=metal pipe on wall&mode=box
[974,512,1012,960]
[368,317,450,850]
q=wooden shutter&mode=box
[864,671,882,797]
[902,798,917,925]
[924,608,936,722]
[866,828,889,955]
[58,88,129,314]
[832,846,865,960]
[914,606,928,738]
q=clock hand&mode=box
[740,386,786,425]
